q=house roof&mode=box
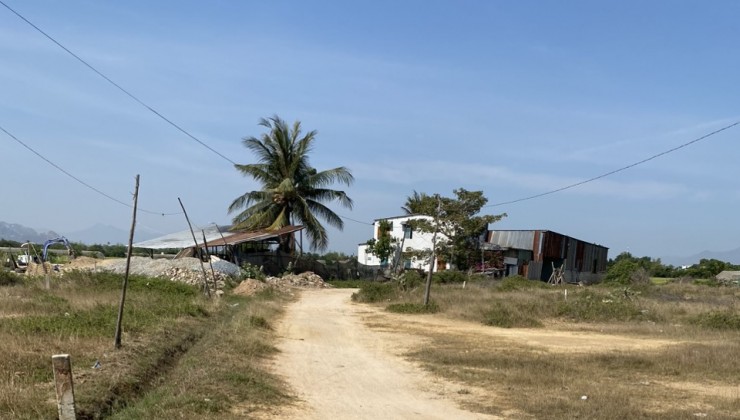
[373,214,433,222]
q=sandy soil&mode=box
[264,288,498,420]
[261,288,722,419]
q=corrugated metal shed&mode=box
[486,229,609,282]
[486,230,535,250]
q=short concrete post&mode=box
[52,354,76,420]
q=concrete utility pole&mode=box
[423,194,441,306]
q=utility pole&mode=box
[423,194,441,306]
[115,175,139,349]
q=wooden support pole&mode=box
[178,197,211,297]
[114,175,139,349]
[52,354,76,420]
[201,230,219,294]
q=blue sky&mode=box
[2,1,739,260]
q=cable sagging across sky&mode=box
[0,124,181,216]
[486,120,740,208]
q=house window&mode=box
[404,259,412,269]
[403,225,413,239]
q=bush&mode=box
[432,270,468,284]
[0,270,21,286]
[691,311,740,330]
[604,259,640,284]
[241,263,266,281]
[398,270,424,291]
[351,282,397,303]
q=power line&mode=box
[337,214,373,226]
[0,124,181,216]
[486,120,740,208]
[0,0,237,166]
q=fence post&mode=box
[52,354,76,420]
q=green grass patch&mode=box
[496,276,548,292]
[351,282,397,303]
[326,279,369,288]
[386,301,440,314]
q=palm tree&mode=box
[228,115,354,251]
[401,190,432,215]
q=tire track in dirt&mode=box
[264,288,497,420]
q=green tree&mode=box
[402,189,506,270]
[365,220,398,266]
[228,116,354,251]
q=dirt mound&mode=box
[63,256,102,271]
[265,271,332,289]
[24,262,58,277]
[233,279,269,296]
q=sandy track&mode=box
[266,288,495,420]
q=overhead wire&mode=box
[486,120,740,208]
[0,0,237,166]
[6,1,735,226]
[0,124,181,216]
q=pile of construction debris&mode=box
[233,271,331,296]
[49,256,241,291]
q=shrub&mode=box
[241,263,266,281]
[690,311,740,330]
[604,259,640,284]
[0,270,21,286]
[351,282,397,303]
[398,270,424,291]
[432,270,467,284]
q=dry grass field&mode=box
[351,277,740,419]
[0,269,289,419]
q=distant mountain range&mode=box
[0,221,159,245]
[0,222,59,244]
[661,247,740,267]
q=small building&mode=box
[133,224,304,276]
[357,215,448,272]
[484,230,608,283]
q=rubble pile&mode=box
[233,271,331,297]
[58,256,241,290]
[265,271,332,289]
[162,267,231,289]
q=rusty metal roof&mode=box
[199,225,304,247]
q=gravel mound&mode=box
[233,272,331,296]
[60,256,242,290]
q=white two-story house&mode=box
[357,214,448,272]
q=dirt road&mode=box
[266,288,496,420]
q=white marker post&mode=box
[52,354,76,419]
